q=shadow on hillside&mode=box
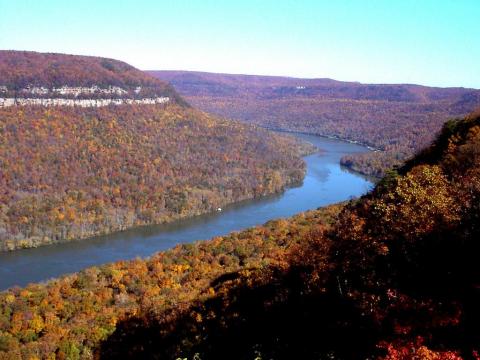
[98,266,380,360]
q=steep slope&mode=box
[150,70,480,177]
[0,52,313,251]
[0,205,342,358]
[1,113,478,358]
[103,111,480,359]
[0,104,311,251]
[0,51,186,104]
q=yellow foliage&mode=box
[30,314,45,333]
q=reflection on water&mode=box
[0,134,373,290]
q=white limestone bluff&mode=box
[0,51,189,108]
[0,85,170,108]
[0,97,170,108]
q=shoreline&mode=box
[264,126,381,152]
[0,134,373,289]
[266,127,382,180]
[1,166,307,253]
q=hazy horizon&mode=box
[146,69,479,89]
[1,0,479,88]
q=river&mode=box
[0,134,374,290]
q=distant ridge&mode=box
[149,70,478,102]
[150,70,480,177]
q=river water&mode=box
[0,134,373,290]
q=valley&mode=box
[0,104,311,251]
[0,134,372,289]
[1,2,478,359]
[1,112,478,359]
[150,71,480,177]
[0,52,315,252]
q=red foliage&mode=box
[0,104,310,250]
[0,50,185,102]
[150,71,480,177]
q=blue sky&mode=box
[1,0,478,88]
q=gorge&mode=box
[0,133,372,290]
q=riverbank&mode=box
[1,105,313,252]
[268,127,382,180]
[0,134,372,290]
[1,167,307,252]
[0,203,344,359]
[266,127,381,151]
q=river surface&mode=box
[0,134,373,290]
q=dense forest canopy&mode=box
[150,70,480,177]
[0,51,314,251]
[1,111,478,358]
[0,104,312,251]
[0,51,185,102]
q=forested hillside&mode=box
[0,204,342,359]
[1,112,478,359]
[151,70,480,177]
[0,104,312,251]
[0,51,185,103]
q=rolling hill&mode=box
[0,51,185,104]
[1,111,478,359]
[0,52,312,251]
[150,70,480,177]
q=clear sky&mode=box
[1,0,479,88]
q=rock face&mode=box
[0,96,170,108]
[0,82,172,108]
[0,83,171,108]
[0,50,189,106]
[0,104,311,251]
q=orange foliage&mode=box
[151,71,480,177]
[0,104,312,251]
